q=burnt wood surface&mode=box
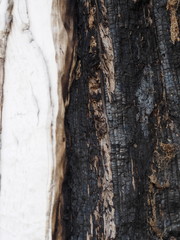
[62,0,180,239]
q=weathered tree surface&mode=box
[0,0,75,239]
[63,0,180,239]
[0,0,180,240]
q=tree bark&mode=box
[63,0,180,240]
[0,1,75,239]
[0,0,180,240]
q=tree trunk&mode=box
[0,0,180,240]
[63,0,180,240]
[0,1,74,239]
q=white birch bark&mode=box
[0,1,70,239]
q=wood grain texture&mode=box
[0,1,75,239]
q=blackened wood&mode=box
[63,0,180,239]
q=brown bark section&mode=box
[167,0,180,43]
[51,1,76,239]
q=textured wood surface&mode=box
[64,0,180,239]
[0,1,180,240]
[0,1,75,239]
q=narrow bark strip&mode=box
[51,1,76,239]
[63,1,117,239]
[0,0,13,173]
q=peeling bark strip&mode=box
[88,66,116,239]
[0,0,13,193]
[51,1,76,239]
[98,0,115,101]
[0,0,13,148]
[87,2,116,237]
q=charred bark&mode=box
[63,0,180,239]
[0,0,180,240]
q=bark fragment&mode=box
[167,0,180,43]
[51,1,76,239]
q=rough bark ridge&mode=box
[63,0,180,239]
